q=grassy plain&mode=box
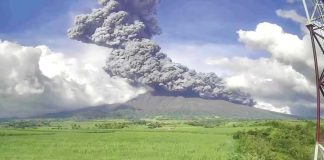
[0,119,316,160]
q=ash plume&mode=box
[68,0,255,106]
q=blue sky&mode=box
[0,0,99,47]
[157,0,304,43]
[0,0,304,48]
[0,0,308,71]
[0,0,308,79]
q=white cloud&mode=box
[237,22,318,80]
[286,0,296,3]
[255,102,291,114]
[238,22,308,62]
[0,40,146,118]
[204,21,320,115]
[276,9,307,25]
[206,57,314,111]
[276,9,308,33]
[158,40,257,75]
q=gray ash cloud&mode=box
[68,0,255,106]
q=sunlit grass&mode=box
[0,121,238,160]
[0,119,316,160]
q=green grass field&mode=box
[0,119,317,160]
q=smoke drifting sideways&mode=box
[68,0,255,106]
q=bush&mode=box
[232,121,314,160]
[131,120,147,125]
[71,123,81,130]
[186,120,224,128]
[147,122,163,129]
[6,121,50,129]
[95,122,128,129]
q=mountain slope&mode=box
[38,93,295,119]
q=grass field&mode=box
[0,119,316,160]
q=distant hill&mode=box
[36,93,296,120]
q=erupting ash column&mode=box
[68,0,255,106]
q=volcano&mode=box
[38,93,295,120]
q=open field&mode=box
[0,119,317,160]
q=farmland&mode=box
[0,119,316,160]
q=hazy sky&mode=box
[0,0,319,117]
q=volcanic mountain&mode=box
[43,0,295,120]
[38,93,294,120]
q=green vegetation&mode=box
[186,119,226,128]
[94,121,129,129]
[231,120,315,160]
[0,119,317,160]
[4,120,51,129]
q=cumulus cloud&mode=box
[202,21,322,116]
[205,56,314,115]
[237,22,318,80]
[68,0,255,106]
[0,40,145,118]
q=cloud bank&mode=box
[68,0,255,106]
[206,21,320,116]
[0,40,145,118]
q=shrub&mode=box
[131,120,147,125]
[6,121,41,129]
[147,122,162,129]
[71,123,81,130]
[95,122,129,129]
[186,120,224,128]
[232,121,314,160]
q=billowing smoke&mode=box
[68,0,255,106]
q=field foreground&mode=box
[0,119,317,160]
